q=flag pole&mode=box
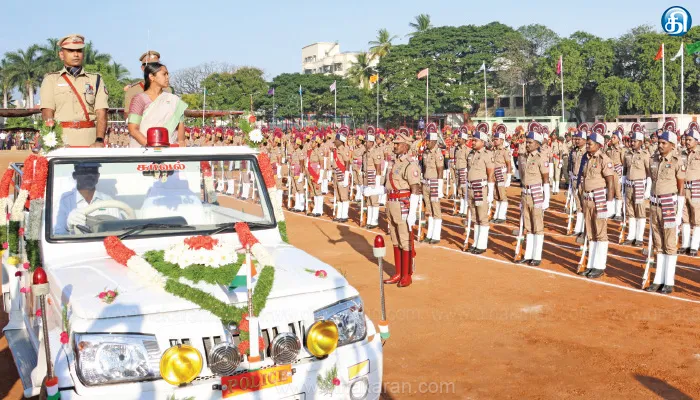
[560,55,565,124]
[300,86,304,129]
[202,87,206,127]
[377,73,380,127]
[483,63,487,118]
[681,42,684,115]
[272,91,276,128]
[425,70,429,124]
[662,43,666,121]
[334,83,337,127]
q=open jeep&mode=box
[1,146,383,399]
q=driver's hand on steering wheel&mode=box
[67,209,87,228]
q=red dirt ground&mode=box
[2,151,700,399]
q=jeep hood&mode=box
[50,245,349,319]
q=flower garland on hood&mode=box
[103,222,275,326]
[9,154,37,257]
[25,156,48,271]
[0,168,15,247]
[257,153,287,242]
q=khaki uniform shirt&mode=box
[39,66,108,146]
[569,146,586,183]
[582,150,615,192]
[651,153,685,196]
[522,150,549,186]
[352,146,365,171]
[332,144,351,172]
[493,145,510,170]
[291,148,305,177]
[364,145,383,173]
[455,145,470,169]
[386,153,421,191]
[467,148,494,181]
[423,146,443,179]
[624,148,650,181]
[683,149,700,182]
[605,145,625,171]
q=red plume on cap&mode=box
[592,122,607,135]
[663,119,677,133]
[577,123,590,133]
[476,122,489,133]
[146,127,169,147]
[630,122,642,133]
[527,121,541,133]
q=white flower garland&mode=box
[269,188,285,222]
[0,197,8,226]
[10,189,28,222]
[163,240,238,269]
[27,199,44,241]
[126,256,168,289]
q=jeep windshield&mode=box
[46,156,275,240]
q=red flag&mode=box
[416,68,429,79]
[556,56,562,75]
[654,44,664,61]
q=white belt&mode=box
[467,179,487,187]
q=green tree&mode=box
[408,14,432,37]
[200,67,268,112]
[82,42,112,65]
[37,38,62,73]
[596,76,643,119]
[368,29,398,61]
[347,53,375,90]
[84,63,125,108]
[4,45,43,108]
[0,59,13,108]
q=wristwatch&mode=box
[95,137,104,143]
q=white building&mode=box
[301,42,376,77]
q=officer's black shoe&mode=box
[634,240,644,247]
[689,250,698,257]
[613,215,623,222]
[679,247,689,255]
[575,234,585,244]
[660,285,674,294]
[471,248,486,255]
[339,218,348,223]
[644,283,662,292]
[429,239,441,244]
[577,268,592,276]
[466,246,476,253]
[529,260,541,266]
[587,269,605,279]
[622,239,635,246]
[515,259,532,264]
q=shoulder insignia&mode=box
[606,162,613,168]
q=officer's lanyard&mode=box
[62,74,90,121]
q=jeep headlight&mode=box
[314,296,366,347]
[75,333,161,386]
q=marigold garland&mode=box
[183,235,219,250]
[104,236,136,265]
[19,154,37,191]
[29,156,48,200]
[0,168,14,198]
[254,154,287,242]
[257,154,276,189]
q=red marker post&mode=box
[372,235,390,340]
[32,267,59,399]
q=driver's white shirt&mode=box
[54,189,122,235]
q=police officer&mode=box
[363,128,383,229]
[569,128,588,237]
[491,124,512,224]
[40,34,107,147]
[681,124,700,256]
[454,127,470,217]
[466,130,495,254]
[306,133,324,217]
[383,132,421,287]
[645,131,685,293]
[421,123,444,244]
[606,130,625,220]
[332,129,351,221]
[622,130,651,246]
[514,131,550,266]
[290,134,306,212]
[124,51,172,117]
[578,125,616,279]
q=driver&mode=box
[54,162,123,234]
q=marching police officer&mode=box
[40,34,108,147]
[421,123,444,244]
[682,124,700,256]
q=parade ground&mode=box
[2,151,700,399]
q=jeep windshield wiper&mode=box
[117,223,196,240]
[208,221,269,236]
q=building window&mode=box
[499,97,510,108]
[335,63,343,71]
[304,69,313,74]
[531,96,543,107]
[515,97,523,107]
[487,98,494,107]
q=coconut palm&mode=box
[0,59,13,108]
[109,62,130,82]
[83,42,112,65]
[347,52,375,90]
[4,45,43,108]
[408,14,432,37]
[368,29,398,61]
[37,38,63,73]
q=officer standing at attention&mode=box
[123,51,173,119]
[645,130,685,294]
[40,34,108,147]
[421,123,444,244]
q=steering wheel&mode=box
[70,200,136,234]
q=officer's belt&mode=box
[61,121,95,129]
[684,179,700,189]
[387,190,410,201]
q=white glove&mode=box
[407,194,421,228]
[644,177,652,200]
[342,172,349,188]
[542,184,550,210]
[676,195,684,226]
[505,174,512,188]
[67,209,87,228]
[318,169,324,184]
[487,182,495,203]
[297,175,303,183]
[276,165,282,179]
[375,178,381,191]
[438,179,444,199]
[281,157,286,164]
[606,200,615,219]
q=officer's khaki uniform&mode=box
[682,148,700,252]
[351,145,365,201]
[649,151,685,287]
[581,149,615,272]
[569,144,587,234]
[551,139,567,193]
[332,144,351,219]
[624,147,651,243]
[454,143,470,215]
[520,149,549,262]
[467,147,494,250]
[40,66,108,146]
[421,145,444,241]
[386,153,421,250]
[492,144,511,221]
[363,144,383,226]
[606,144,625,217]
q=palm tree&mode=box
[37,37,62,73]
[408,14,432,37]
[347,52,375,90]
[83,42,111,65]
[368,29,398,61]
[109,61,130,81]
[0,59,13,108]
[4,45,42,108]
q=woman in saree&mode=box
[127,62,188,147]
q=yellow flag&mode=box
[369,74,378,83]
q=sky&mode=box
[1,0,697,81]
